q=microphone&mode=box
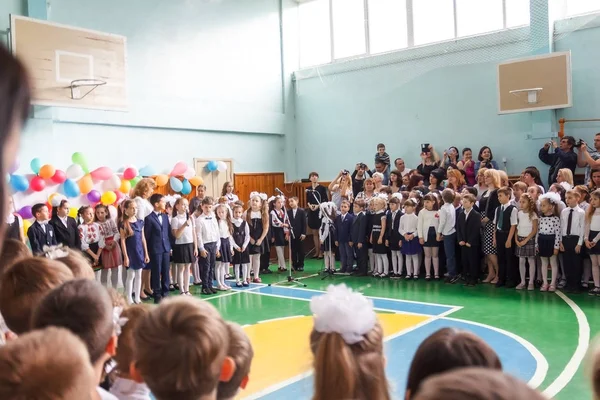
[275,187,284,195]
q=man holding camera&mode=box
[538,136,577,186]
[576,133,600,185]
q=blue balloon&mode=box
[9,174,29,192]
[170,176,183,193]
[206,161,218,172]
[63,179,81,198]
[30,158,42,174]
[181,179,192,195]
[139,165,156,177]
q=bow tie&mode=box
[39,221,49,226]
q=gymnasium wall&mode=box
[3,0,294,193]
[293,10,600,181]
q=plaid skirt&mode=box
[515,236,536,258]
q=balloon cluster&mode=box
[205,160,228,173]
[151,161,203,195]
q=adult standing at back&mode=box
[539,136,577,187]
[577,133,600,185]
[306,172,328,259]
[474,146,499,177]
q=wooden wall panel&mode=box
[234,173,285,205]
[282,181,331,208]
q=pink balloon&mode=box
[51,169,67,184]
[170,161,188,177]
[30,176,46,192]
[90,166,113,181]
[123,167,138,180]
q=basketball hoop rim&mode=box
[70,79,107,88]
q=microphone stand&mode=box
[320,209,336,281]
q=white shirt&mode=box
[97,387,118,400]
[438,203,456,236]
[585,209,600,243]
[109,377,151,400]
[493,204,518,229]
[232,217,250,249]
[399,213,419,236]
[218,220,235,252]
[59,215,68,228]
[170,214,195,245]
[417,209,440,239]
[195,213,220,251]
[225,193,239,204]
[516,210,538,237]
[134,197,153,220]
[560,206,585,245]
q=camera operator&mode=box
[576,133,600,185]
[538,136,577,187]
[351,163,368,197]
[329,169,354,209]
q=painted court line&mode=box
[204,285,263,301]
[542,291,591,398]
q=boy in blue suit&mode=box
[144,194,172,304]
[27,203,57,255]
[335,200,355,273]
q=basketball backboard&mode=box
[10,15,127,111]
[497,51,572,115]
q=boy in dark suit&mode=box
[350,199,368,276]
[287,197,307,271]
[27,203,57,255]
[493,187,518,288]
[49,199,81,250]
[457,194,481,286]
[335,200,355,273]
[144,194,172,304]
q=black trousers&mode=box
[260,250,270,271]
[291,238,305,268]
[150,251,170,303]
[562,235,582,290]
[461,245,480,283]
[199,242,217,290]
[354,244,368,274]
[496,231,516,285]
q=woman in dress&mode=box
[328,170,354,209]
[389,170,402,193]
[479,169,501,283]
[457,147,476,186]
[131,178,156,299]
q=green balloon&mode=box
[71,152,89,173]
[130,176,141,187]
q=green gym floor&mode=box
[182,259,599,399]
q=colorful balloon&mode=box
[123,167,138,180]
[189,176,204,187]
[38,164,56,179]
[102,174,121,192]
[66,164,85,181]
[71,152,89,173]
[130,176,141,187]
[90,166,113,181]
[22,219,32,236]
[183,167,195,180]
[78,174,94,195]
[217,161,228,172]
[30,158,42,174]
[155,174,169,187]
[119,179,131,194]
[68,207,78,218]
[51,169,67,184]
[49,193,66,207]
[9,159,19,175]
[30,176,46,192]
[9,175,29,192]
[87,190,101,203]
[18,206,33,219]
[63,179,81,198]
[139,165,156,177]
[101,191,117,206]
[206,161,218,172]
[170,177,183,193]
[170,161,188,177]
[181,179,192,195]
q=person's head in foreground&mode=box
[0,326,95,400]
[217,322,254,400]
[310,284,389,400]
[413,367,547,400]
[31,279,117,398]
[405,327,502,399]
[131,296,235,400]
[0,257,73,335]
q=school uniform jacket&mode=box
[50,216,81,250]
[457,209,481,247]
[387,210,403,242]
[335,213,355,243]
[350,212,368,246]
[27,221,58,255]
[287,207,307,239]
[144,212,172,255]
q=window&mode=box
[506,0,530,27]
[368,0,408,54]
[413,0,455,46]
[456,0,503,37]
[566,0,600,17]
[332,0,366,59]
[299,0,331,68]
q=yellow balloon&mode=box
[101,191,117,206]
[78,174,94,195]
[68,207,79,218]
[22,219,32,236]
[119,179,131,194]
[189,176,204,186]
[48,192,60,204]
[155,174,169,187]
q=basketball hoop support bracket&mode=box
[69,79,107,100]
[509,87,543,104]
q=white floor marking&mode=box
[542,291,590,398]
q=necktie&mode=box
[567,209,573,235]
[157,214,162,225]
[498,206,504,230]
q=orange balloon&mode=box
[189,176,204,186]
[119,179,131,194]
[78,174,94,195]
[155,174,169,187]
[38,164,56,180]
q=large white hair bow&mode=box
[539,191,561,205]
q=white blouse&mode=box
[585,209,600,243]
[516,211,538,237]
[232,218,250,249]
[134,197,153,220]
[417,209,439,239]
[399,213,419,236]
[78,223,105,251]
[170,214,195,245]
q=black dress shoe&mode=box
[210,288,218,294]
[201,288,212,295]
[143,290,154,298]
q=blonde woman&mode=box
[328,170,354,209]
[557,168,574,190]
[131,177,156,300]
[480,169,502,284]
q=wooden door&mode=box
[193,159,234,198]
